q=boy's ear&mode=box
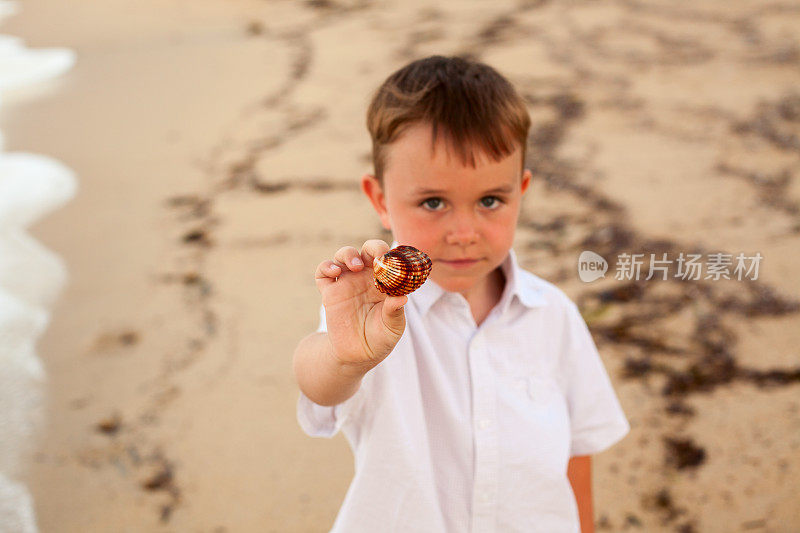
[520,168,532,195]
[361,173,392,230]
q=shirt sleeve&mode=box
[296,304,370,438]
[561,301,630,457]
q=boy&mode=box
[293,55,629,533]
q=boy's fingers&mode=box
[316,241,390,293]
[315,260,341,292]
[381,295,407,334]
[333,246,365,271]
[360,239,390,266]
[315,260,341,278]
[383,294,407,313]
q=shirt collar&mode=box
[387,240,547,317]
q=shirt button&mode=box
[479,419,491,430]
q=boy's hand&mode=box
[314,239,408,372]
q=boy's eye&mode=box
[481,196,502,208]
[420,196,504,210]
[421,198,443,210]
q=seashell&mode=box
[373,245,432,297]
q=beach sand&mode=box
[1,0,799,531]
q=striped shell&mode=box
[373,245,432,297]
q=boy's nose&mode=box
[445,219,478,245]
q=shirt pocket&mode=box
[503,374,566,414]
[500,373,572,475]
[526,374,562,402]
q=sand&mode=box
[1,0,799,531]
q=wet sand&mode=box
[1,0,799,531]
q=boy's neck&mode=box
[461,266,506,327]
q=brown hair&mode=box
[366,55,531,187]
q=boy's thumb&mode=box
[382,295,408,331]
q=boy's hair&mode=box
[366,55,531,187]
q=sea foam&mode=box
[0,1,76,531]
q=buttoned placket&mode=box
[463,302,500,533]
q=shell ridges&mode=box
[373,245,432,296]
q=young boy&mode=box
[293,55,629,533]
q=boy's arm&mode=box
[567,455,594,533]
[293,331,374,406]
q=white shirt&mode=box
[297,244,630,533]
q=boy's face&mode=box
[362,122,532,296]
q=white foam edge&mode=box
[0,472,38,533]
[0,288,48,379]
[0,153,77,229]
[0,36,76,94]
[0,228,69,311]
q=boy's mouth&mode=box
[439,258,481,268]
